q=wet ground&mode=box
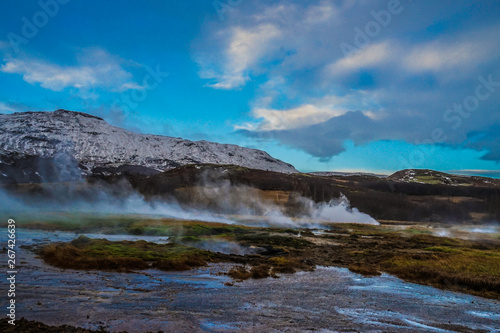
[23,230,171,244]
[3,230,500,332]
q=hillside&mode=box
[122,164,499,224]
[0,110,296,183]
[389,169,500,187]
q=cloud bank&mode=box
[1,47,142,94]
[195,0,500,162]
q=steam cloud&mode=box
[0,182,233,224]
[0,161,379,228]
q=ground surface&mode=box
[17,216,500,300]
[1,218,499,332]
[3,234,500,332]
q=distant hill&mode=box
[388,169,500,187]
[308,171,386,178]
[123,164,499,224]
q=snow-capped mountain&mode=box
[0,110,297,181]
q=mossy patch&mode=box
[405,228,433,235]
[384,248,500,295]
[424,246,460,253]
[39,236,214,271]
[236,233,312,248]
[413,175,443,185]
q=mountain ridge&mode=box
[0,109,297,182]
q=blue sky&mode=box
[0,0,499,176]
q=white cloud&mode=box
[1,59,95,91]
[242,104,347,131]
[327,34,499,80]
[304,1,338,24]
[0,48,140,93]
[204,24,282,89]
[120,82,146,91]
[328,42,393,75]
[403,40,496,73]
[236,93,373,131]
[0,102,19,114]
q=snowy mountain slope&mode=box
[0,110,297,178]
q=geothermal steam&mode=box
[1,177,378,227]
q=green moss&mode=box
[384,244,500,295]
[237,233,311,248]
[72,236,211,260]
[126,226,171,236]
[181,224,250,236]
[387,251,500,277]
[267,228,300,235]
[39,235,215,272]
[406,228,433,235]
[171,235,203,243]
[413,176,443,185]
[424,246,460,253]
[464,248,500,258]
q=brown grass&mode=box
[40,243,149,271]
[155,256,207,271]
[268,257,312,274]
[227,257,314,281]
[227,264,272,280]
[384,250,500,295]
[347,265,381,276]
